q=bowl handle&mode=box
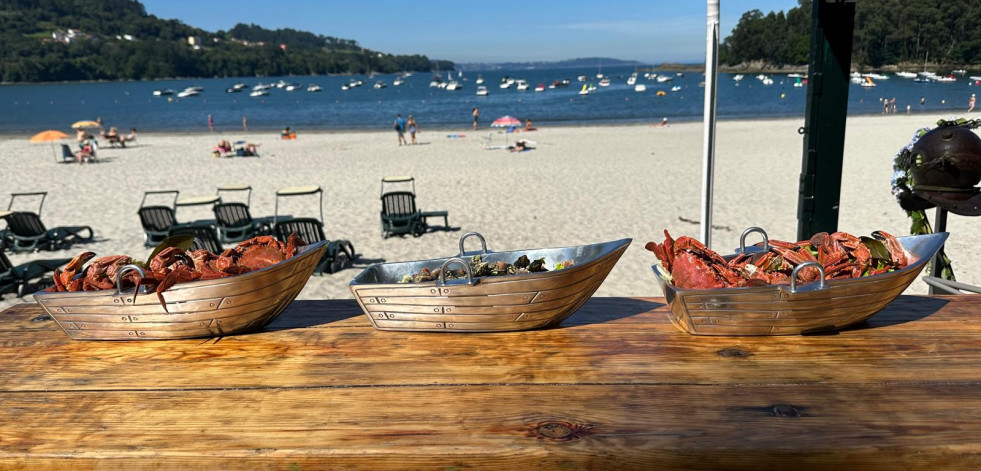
[458,231,488,256]
[738,227,770,253]
[790,261,827,293]
[116,264,150,301]
[438,257,476,286]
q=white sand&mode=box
[2,113,977,311]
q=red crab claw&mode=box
[872,230,907,267]
[155,266,201,312]
[51,252,96,292]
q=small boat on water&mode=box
[670,85,682,92]
[861,76,876,87]
[534,83,545,92]
[249,89,268,97]
[393,77,404,86]
[177,88,200,98]
[598,78,611,87]
[445,81,462,91]
[374,81,387,89]
[475,74,484,84]
[515,79,529,91]
[896,71,917,78]
[733,74,744,81]
[153,89,176,96]
[349,233,630,333]
[634,84,646,92]
[306,84,322,92]
[476,85,488,96]
[579,84,590,95]
[285,83,303,91]
[656,75,673,83]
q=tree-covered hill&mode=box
[0,0,452,82]
[721,0,981,69]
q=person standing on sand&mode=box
[242,115,248,131]
[890,97,896,114]
[407,115,419,145]
[920,96,926,107]
[208,114,214,132]
[472,107,479,130]
[970,94,976,112]
[394,114,408,146]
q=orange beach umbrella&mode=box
[30,129,72,162]
[29,130,70,143]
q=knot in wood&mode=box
[31,314,52,323]
[771,405,801,418]
[531,421,593,442]
[717,347,751,358]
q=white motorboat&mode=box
[515,79,529,91]
[177,88,200,98]
[393,77,404,86]
[733,74,744,81]
[153,89,175,96]
[534,83,545,92]
[445,81,461,91]
[285,83,302,91]
[374,81,387,89]
[670,85,682,92]
[969,76,981,81]
[634,84,646,92]
[656,75,673,83]
[253,82,273,91]
[935,75,957,82]
[249,90,268,97]
[896,71,917,79]
[475,74,484,84]
[476,85,488,96]
[598,78,611,87]
[627,73,637,85]
[306,84,322,92]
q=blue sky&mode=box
[141,0,801,63]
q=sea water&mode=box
[0,65,975,133]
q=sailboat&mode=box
[579,84,590,95]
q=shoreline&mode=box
[7,110,969,137]
[2,114,977,312]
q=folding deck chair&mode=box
[138,190,181,247]
[0,245,70,298]
[168,225,223,253]
[4,192,94,252]
[379,176,450,239]
[213,186,270,244]
[273,186,355,274]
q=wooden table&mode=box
[1,295,980,469]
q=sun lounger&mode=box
[0,244,70,297]
[3,192,94,252]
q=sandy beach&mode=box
[1,113,977,312]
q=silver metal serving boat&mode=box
[651,230,949,336]
[34,241,328,340]
[349,232,631,332]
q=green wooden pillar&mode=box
[797,0,856,240]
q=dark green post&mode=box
[797,0,856,240]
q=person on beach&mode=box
[472,107,479,130]
[970,94,976,112]
[123,128,137,143]
[208,114,214,132]
[652,117,669,127]
[890,97,896,114]
[523,119,537,132]
[242,115,248,131]
[920,96,926,107]
[75,139,94,164]
[281,126,296,139]
[394,114,408,146]
[882,98,888,114]
[407,115,419,145]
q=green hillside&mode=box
[0,0,452,82]
[721,0,981,69]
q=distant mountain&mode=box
[0,0,451,82]
[456,57,644,71]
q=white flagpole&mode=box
[701,0,720,247]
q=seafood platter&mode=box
[648,227,948,336]
[33,235,327,340]
[349,232,631,332]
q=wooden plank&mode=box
[0,297,980,391]
[1,384,980,469]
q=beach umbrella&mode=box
[30,130,69,143]
[29,129,70,162]
[491,116,521,146]
[71,120,100,129]
[700,0,720,247]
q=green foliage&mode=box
[722,0,981,68]
[0,0,449,82]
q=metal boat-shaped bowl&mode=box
[349,232,631,332]
[651,232,949,336]
[33,241,328,340]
